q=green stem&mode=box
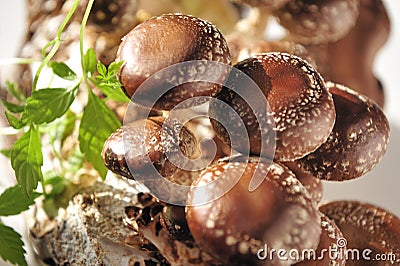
[80,0,95,90]
[32,0,81,92]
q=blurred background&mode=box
[0,0,399,265]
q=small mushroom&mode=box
[320,201,400,265]
[283,161,323,203]
[116,13,231,110]
[295,82,390,181]
[186,159,321,265]
[274,0,360,44]
[294,213,346,265]
[311,0,391,107]
[209,52,336,161]
[102,116,196,180]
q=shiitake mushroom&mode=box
[301,0,390,108]
[116,13,231,110]
[186,158,321,265]
[294,82,389,181]
[102,116,196,180]
[209,52,336,161]
[100,9,395,266]
[274,0,360,44]
[320,201,400,265]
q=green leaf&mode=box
[97,83,130,103]
[0,185,38,216]
[48,61,77,81]
[4,111,25,129]
[45,109,77,148]
[96,61,107,77]
[107,61,124,76]
[21,86,78,125]
[0,149,11,158]
[83,48,97,75]
[79,92,121,179]
[5,81,26,103]
[10,127,43,197]
[0,223,27,266]
[1,100,25,114]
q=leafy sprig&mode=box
[0,185,40,266]
[0,0,127,264]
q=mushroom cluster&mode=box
[101,4,398,266]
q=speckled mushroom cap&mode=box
[283,161,323,203]
[101,116,196,180]
[320,201,400,265]
[186,159,321,265]
[295,82,390,181]
[295,213,346,265]
[324,0,391,108]
[274,0,360,44]
[116,13,231,110]
[209,52,336,161]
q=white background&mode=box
[0,1,399,265]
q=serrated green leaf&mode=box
[83,48,97,75]
[0,223,27,266]
[96,61,107,77]
[4,111,25,129]
[79,92,120,179]
[97,84,130,103]
[10,127,43,197]
[48,61,77,81]
[5,81,26,103]
[21,87,78,125]
[0,185,38,216]
[45,109,77,149]
[107,61,124,76]
[1,100,25,114]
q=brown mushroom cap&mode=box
[295,82,390,181]
[274,0,359,44]
[283,161,323,203]
[320,201,400,265]
[321,0,390,107]
[209,52,336,161]
[186,159,321,265]
[116,13,231,110]
[295,213,346,265]
[101,116,196,180]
